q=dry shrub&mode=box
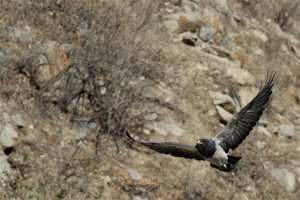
[45,2,165,146]
[275,1,300,31]
[239,0,299,29]
[1,0,165,147]
[57,1,164,140]
[2,1,165,198]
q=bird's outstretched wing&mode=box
[215,72,275,152]
[126,131,204,160]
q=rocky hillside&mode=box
[0,0,299,199]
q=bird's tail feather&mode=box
[228,155,241,164]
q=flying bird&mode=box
[126,73,275,172]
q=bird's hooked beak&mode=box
[197,139,202,144]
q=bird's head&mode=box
[196,139,215,153]
[197,139,209,147]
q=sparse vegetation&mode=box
[1,0,165,198]
[0,0,299,199]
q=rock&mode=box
[226,67,255,85]
[288,159,300,166]
[238,87,259,107]
[210,91,236,112]
[198,26,216,42]
[147,119,185,136]
[101,175,112,200]
[133,195,148,200]
[141,83,177,109]
[3,113,11,123]
[72,118,98,140]
[294,117,300,125]
[143,128,151,135]
[22,40,70,88]
[163,19,177,33]
[209,45,232,58]
[257,126,271,137]
[278,124,295,137]
[216,105,233,122]
[271,168,296,192]
[256,141,266,149]
[182,0,198,12]
[270,98,285,114]
[0,51,4,61]
[128,169,142,181]
[100,87,106,95]
[210,91,235,106]
[296,168,300,184]
[214,0,230,14]
[0,124,18,148]
[249,29,268,42]
[144,113,158,121]
[0,156,12,181]
[232,192,249,200]
[75,127,89,140]
[11,114,25,129]
[208,108,217,117]
[5,26,36,42]
[178,32,197,46]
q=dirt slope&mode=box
[0,0,299,199]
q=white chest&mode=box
[206,145,228,165]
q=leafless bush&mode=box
[238,0,299,23]
[275,1,300,31]
[59,1,164,140]
[1,0,165,153]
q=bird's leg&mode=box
[218,161,232,172]
[219,160,228,169]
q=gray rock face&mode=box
[210,91,235,106]
[11,114,25,129]
[296,168,300,184]
[164,19,178,32]
[0,156,12,181]
[257,126,271,137]
[278,124,295,137]
[141,83,177,108]
[210,91,236,121]
[144,113,158,121]
[271,168,296,192]
[294,117,300,125]
[198,26,216,42]
[128,169,142,181]
[0,124,18,148]
[5,26,36,42]
[22,40,70,88]
[216,105,233,122]
[226,67,255,85]
[146,119,185,136]
[238,87,259,107]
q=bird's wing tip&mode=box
[125,130,137,142]
[266,71,276,84]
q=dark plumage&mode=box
[216,72,275,152]
[126,132,204,160]
[126,72,275,172]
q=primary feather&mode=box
[216,72,275,152]
[126,131,203,160]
